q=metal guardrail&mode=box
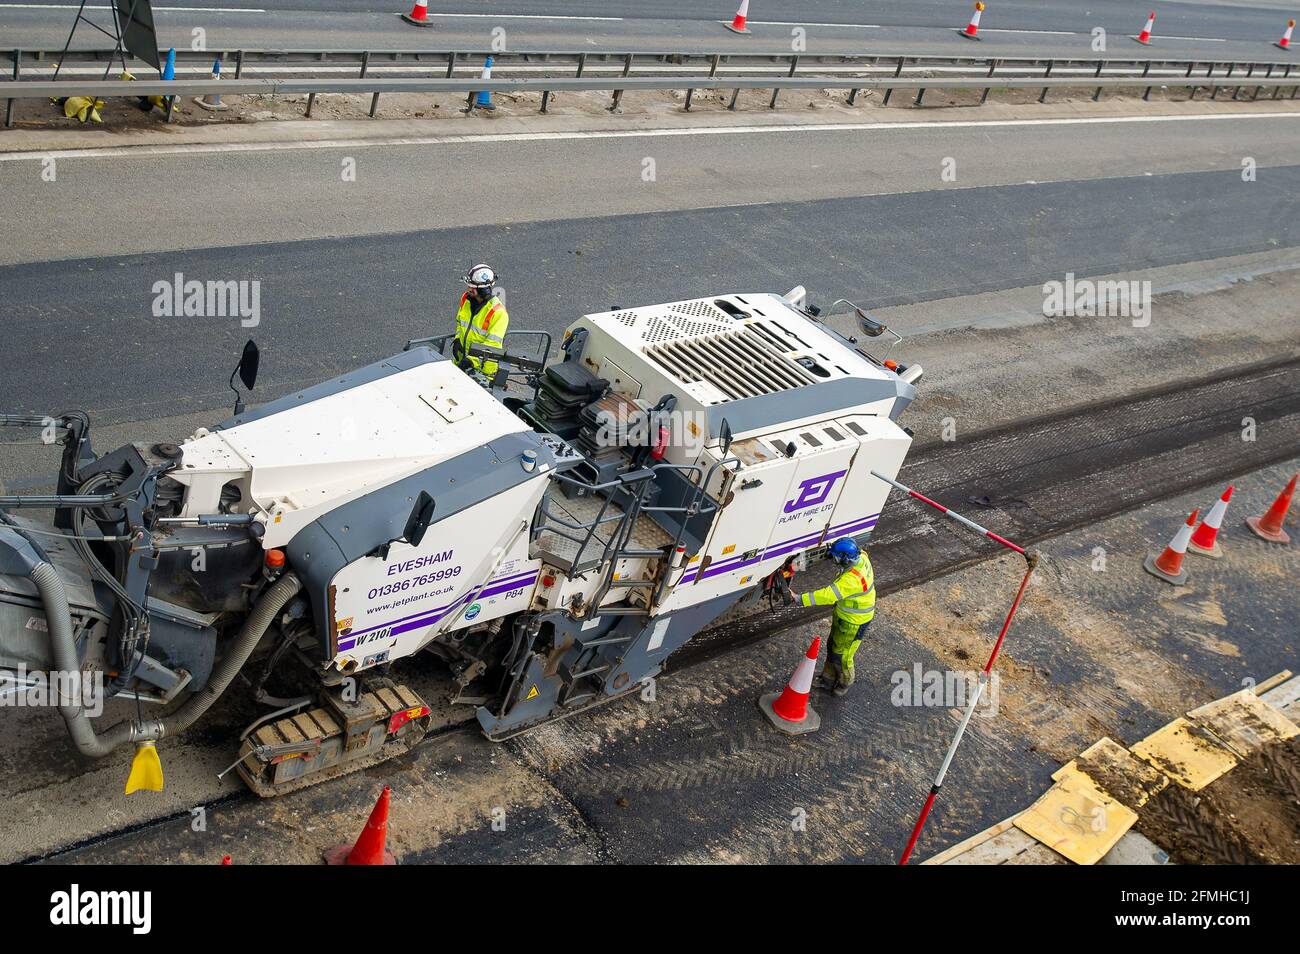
[5,46,1298,128]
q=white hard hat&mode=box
[463,264,497,289]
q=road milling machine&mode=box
[0,287,921,795]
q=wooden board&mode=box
[1013,772,1137,866]
[1130,717,1237,791]
[1188,687,1299,757]
[1054,737,1170,809]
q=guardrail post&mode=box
[1255,63,1271,100]
[770,53,797,108]
[360,50,370,78]
[1092,59,1105,101]
[1233,62,1253,99]
[883,56,903,105]
[235,50,244,79]
[1276,64,1293,99]
[576,52,587,78]
[305,92,315,116]
[1038,59,1053,103]
[684,87,693,110]
[728,87,740,110]
[4,48,17,128]
[445,51,456,78]
[1141,60,1152,100]
[540,89,550,113]
[979,59,996,104]
[370,91,381,117]
[709,53,720,78]
[913,85,925,106]
[610,51,633,111]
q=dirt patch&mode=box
[14,80,1210,133]
[1134,737,1300,864]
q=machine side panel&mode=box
[286,431,558,663]
[330,477,546,672]
[827,416,913,543]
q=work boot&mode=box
[833,663,856,697]
[816,657,841,692]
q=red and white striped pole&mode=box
[870,470,1026,555]
[1134,11,1156,45]
[870,470,1037,864]
[1278,19,1295,50]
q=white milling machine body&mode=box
[0,287,919,794]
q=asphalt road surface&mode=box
[2,0,1298,59]
[2,110,1298,425]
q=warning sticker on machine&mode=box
[525,685,539,700]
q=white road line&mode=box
[978,28,1081,36]
[3,111,1298,162]
[3,3,267,9]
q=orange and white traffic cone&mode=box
[759,636,821,735]
[958,2,985,40]
[726,0,751,34]
[402,0,433,27]
[1278,19,1295,50]
[1246,473,1296,544]
[1134,11,1156,45]
[1188,484,1232,558]
[1143,508,1198,585]
[324,785,397,865]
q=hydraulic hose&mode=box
[32,559,301,757]
[154,571,302,739]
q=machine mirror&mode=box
[719,418,734,457]
[237,340,260,390]
[403,492,436,548]
[855,308,888,338]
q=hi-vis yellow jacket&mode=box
[798,553,876,626]
[455,293,509,376]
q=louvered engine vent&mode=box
[644,326,819,402]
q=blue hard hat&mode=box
[829,537,860,565]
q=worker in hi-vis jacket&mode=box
[786,537,875,695]
[453,263,509,378]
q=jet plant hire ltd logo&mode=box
[784,470,847,513]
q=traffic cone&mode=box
[1143,509,1198,585]
[470,56,496,111]
[194,56,229,112]
[220,855,232,865]
[402,0,433,27]
[1278,19,1295,50]
[1134,11,1156,45]
[726,0,751,34]
[324,785,397,865]
[1188,485,1232,558]
[759,636,821,735]
[958,2,985,40]
[1246,473,1296,544]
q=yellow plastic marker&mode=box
[125,740,164,794]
